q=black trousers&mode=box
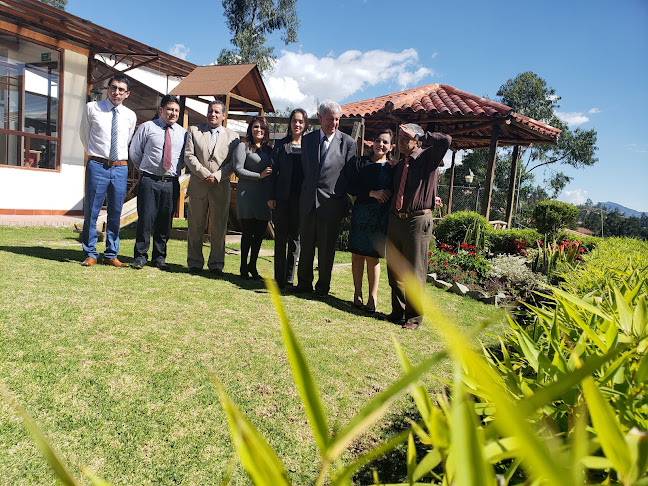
[386,212,434,325]
[240,218,268,272]
[134,174,179,263]
[272,196,300,288]
[297,207,343,294]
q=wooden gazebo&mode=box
[342,84,562,226]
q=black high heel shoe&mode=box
[249,268,262,280]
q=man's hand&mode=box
[204,174,217,187]
[267,199,276,209]
[369,189,392,203]
[399,124,416,140]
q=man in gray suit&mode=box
[184,100,240,275]
[295,100,357,297]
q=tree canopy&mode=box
[497,71,598,195]
[41,0,67,9]
[218,0,299,75]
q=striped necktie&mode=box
[109,106,119,161]
[162,125,172,172]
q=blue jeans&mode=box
[82,159,127,259]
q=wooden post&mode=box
[505,145,520,228]
[447,151,456,214]
[480,124,500,221]
[223,93,231,127]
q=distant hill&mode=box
[598,202,647,218]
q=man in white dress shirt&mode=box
[79,74,137,267]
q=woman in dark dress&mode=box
[234,116,273,279]
[347,129,396,312]
[268,108,308,289]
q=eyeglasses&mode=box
[108,85,128,94]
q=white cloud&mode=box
[560,189,588,206]
[588,107,601,114]
[626,143,648,153]
[555,111,589,126]
[264,48,433,114]
[169,43,190,60]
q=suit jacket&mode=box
[270,135,301,202]
[184,123,240,198]
[299,129,357,220]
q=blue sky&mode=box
[66,0,648,211]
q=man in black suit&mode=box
[295,100,357,297]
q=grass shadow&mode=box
[0,245,88,264]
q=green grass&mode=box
[0,226,506,485]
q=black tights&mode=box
[240,218,268,274]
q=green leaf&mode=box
[330,429,410,486]
[393,337,432,426]
[327,349,448,461]
[581,376,632,476]
[266,277,330,455]
[0,385,81,486]
[413,449,442,482]
[212,375,291,486]
[633,294,648,338]
[560,298,608,352]
[82,469,114,486]
[627,428,648,483]
[613,285,634,335]
[551,286,613,321]
[636,353,648,383]
[450,365,494,486]
[407,432,416,485]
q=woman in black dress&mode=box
[268,108,308,289]
[234,116,273,279]
[347,129,396,312]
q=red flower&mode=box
[470,271,475,274]
[443,262,449,266]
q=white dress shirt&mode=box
[79,98,137,161]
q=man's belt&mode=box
[91,156,128,167]
[393,209,433,219]
[142,172,178,182]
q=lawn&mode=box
[0,225,507,485]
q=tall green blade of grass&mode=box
[265,277,330,456]
[0,384,82,486]
[212,375,292,486]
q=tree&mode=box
[497,72,598,190]
[41,0,67,9]
[218,0,299,75]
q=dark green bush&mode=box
[433,211,491,249]
[530,200,579,236]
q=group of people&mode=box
[79,76,451,329]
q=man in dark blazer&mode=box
[295,100,357,297]
[184,100,240,275]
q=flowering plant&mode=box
[428,242,490,284]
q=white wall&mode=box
[0,49,87,212]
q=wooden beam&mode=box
[443,117,511,136]
[480,124,500,221]
[447,151,456,214]
[227,92,263,110]
[223,93,231,128]
[505,145,520,228]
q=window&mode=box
[0,32,61,170]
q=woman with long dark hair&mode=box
[268,108,308,289]
[234,116,273,279]
[347,128,396,312]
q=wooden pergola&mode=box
[342,84,562,226]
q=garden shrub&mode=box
[530,199,579,236]
[488,228,542,256]
[556,231,599,252]
[489,254,546,288]
[561,237,648,296]
[433,211,491,250]
[428,242,490,284]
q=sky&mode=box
[65,0,648,212]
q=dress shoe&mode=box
[209,268,223,276]
[188,267,202,275]
[102,257,129,267]
[290,285,313,294]
[153,260,169,271]
[132,258,146,270]
[240,265,249,280]
[402,319,421,330]
[313,289,329,299]
[81,257,97,267]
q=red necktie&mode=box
[395,157,410,211]
[162,125,172,172]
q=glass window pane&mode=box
[0,132,22,166]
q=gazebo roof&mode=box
[342,83,561,151]
[170,64,274,113]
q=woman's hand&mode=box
[369,189,391,203]
[268,199,276,209]
[259,167,273,179]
